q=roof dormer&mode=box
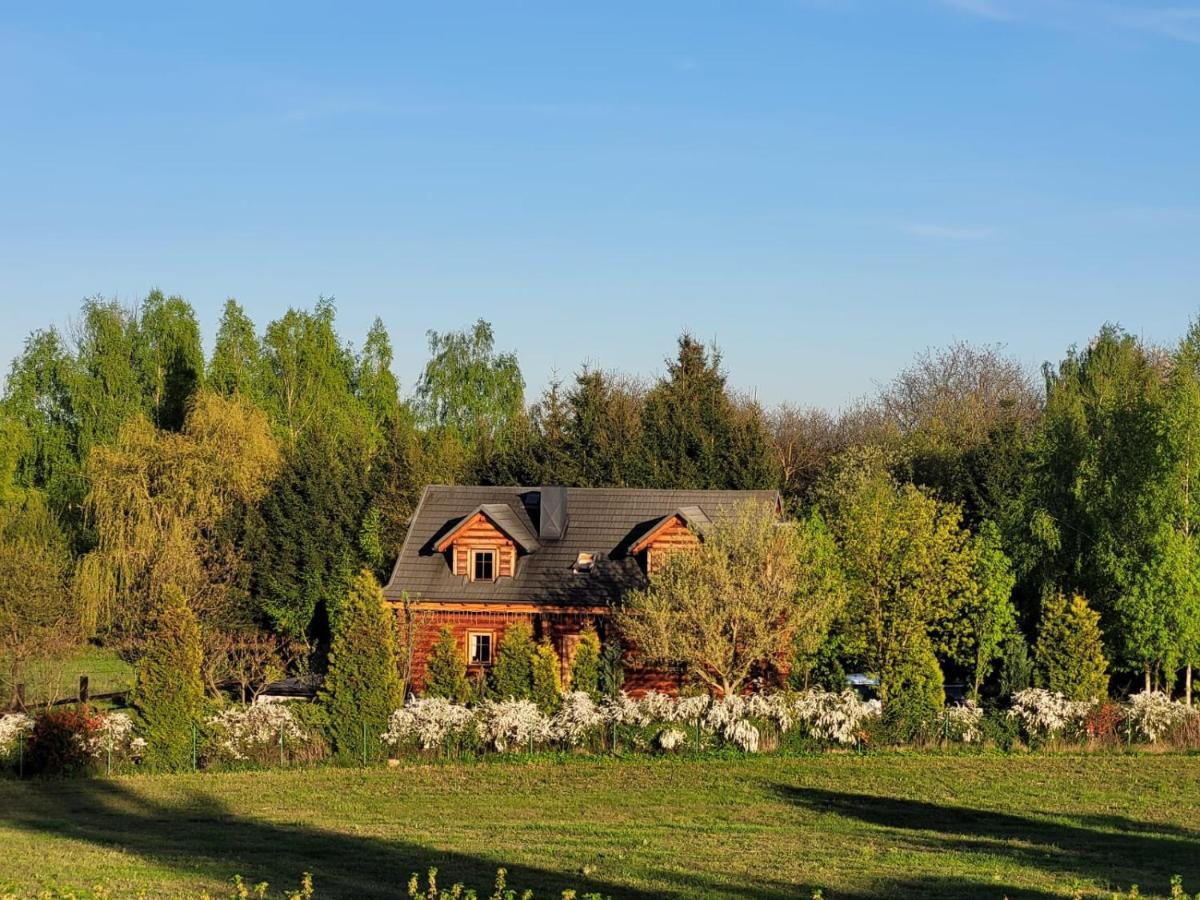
[434,503,538,582]
[629,505,711,574]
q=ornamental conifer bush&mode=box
[531,639,563,713]
[569,626,601,696]
[424,626,470,703]
[1035,592,1109,701]
[132,585,205,771]
[490,620,535,700]
[320,569,403,760]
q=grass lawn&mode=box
[1,753,1199,899]
[2,646,133,706]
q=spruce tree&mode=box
[424,626,470,702]
[133,585,204,771]
[569,626,601,696]
[531,640,563,713]
[1035,593,1109,701]
[490,620,535,699]
[320,570,404,760]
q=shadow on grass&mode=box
[776,785,1200,896]
[2,777,818,900]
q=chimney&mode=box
[539,486,569,540]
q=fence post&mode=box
[79,675,89,706]
[694,718,700,753]
[18,726,24,778]
[279,727,285,768]
[192,722,198,773]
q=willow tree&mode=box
[76,390,280,640]
[618,501,844,696]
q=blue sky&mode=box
[1,1,1197,409]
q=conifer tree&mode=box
[133,585,204,771]
[1035,593,1109,701]
[320,570,403,760]
[569,626,601,696]
[490,620,535,700]
[424,626,470,703]
[531,640,563,712]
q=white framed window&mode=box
[470,549,496,582]
[468,631,493,665]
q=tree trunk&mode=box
[1145,665,1152,694]
[1187,664,1193,707]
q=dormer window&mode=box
[471,549,496,582]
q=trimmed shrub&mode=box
[489,620,535,700]
[569,626,601,696]
[1035,593,1109,701]
[27,707,103,776]
[530,640,563,713]
[320,569,404,761]
[882,641,944,742]
[133,586,205,771]
[424,626,470,703]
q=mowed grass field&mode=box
[1,754,1199,899]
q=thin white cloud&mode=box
[936,0,1013,21]
[899,222,999,239]
[1109,6,1200,44]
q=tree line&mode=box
[2,292,1200,712]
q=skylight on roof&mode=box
[573,551,596,574]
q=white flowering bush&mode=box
[0,713,32,756]
[637,690,677,723]
[673,694,710,724]
[792,690,881,745]
[207,704,308,763]
[656,727,688,751]
[726,718,761,753]
[382,698,476,752]
[599,692,650,727]
[475,699,550,752]
[1008,689,1094,740]
[79,712,147,760]
[549,691,604,746]
[944,701,984,744]
[1126,690,1194,743]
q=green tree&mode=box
[618,501,844,696]
[424,626,469,703]
[320,570,403,760]
[569,626,601,696]
[136,290,204,431]
[530,640,563,712]
[490,621,535,700]
[0,493,76,704]
[132,585,205,771]
[355,317,401,434]
[1035,593,1109,701]
[208,299,263,399]
[565,368,643,487]
[956,521,1018,700]
[638,334,778,490]
[414,319,524,448]
[819,451,974,706]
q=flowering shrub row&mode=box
[382,689,885,754]
[1007,688,1199,744]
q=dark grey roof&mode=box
[439,503,540,552]
[384,486,780,606]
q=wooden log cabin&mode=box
[383,485,781,695]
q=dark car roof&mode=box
[383,485,780,606]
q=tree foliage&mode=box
[1035,593,1109,701]
[319,570,403,759]
[424,626,470,703]
[619,501,843,696]
[133,585,204,771]
[490,620,535,700]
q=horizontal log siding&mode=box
[645,517,700,575]
[447,516,516,578]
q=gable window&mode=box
[471,549,496,582]
[468,632,493,665]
